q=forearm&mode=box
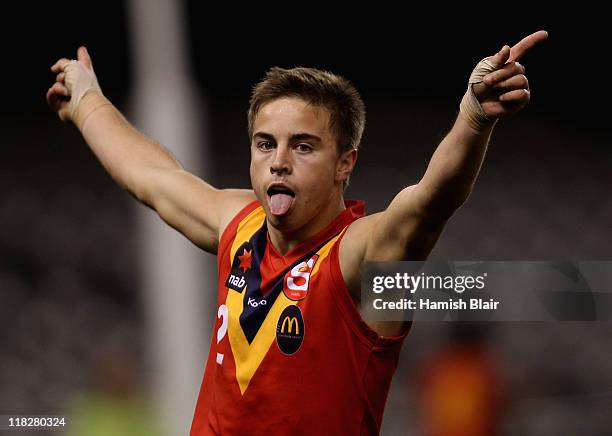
[75,92,183,196]
[418,114,495,217]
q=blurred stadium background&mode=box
[2,3,611,435]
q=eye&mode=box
[294,143,313,153]
[257,141,274,151]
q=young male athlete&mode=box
[47,30,547,435]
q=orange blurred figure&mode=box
[418,324,505,436]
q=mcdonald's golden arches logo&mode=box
[276,305,304,355]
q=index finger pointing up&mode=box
[509,30,549,62]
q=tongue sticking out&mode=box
[269,193,294,216]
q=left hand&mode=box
[48,46,103,124]
[473,30,548,118]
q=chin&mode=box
[265,208,296,230]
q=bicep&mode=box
[365,185,447,261]
[137,167,255,253]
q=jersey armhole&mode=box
[328,228,411,349]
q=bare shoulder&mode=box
[339,211,413,338]
[338,212,383,297]
[217,189,258,239]
[139,166,256,254]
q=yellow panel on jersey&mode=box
[224,205,344,395]
[229,206,266,262]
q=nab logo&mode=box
[227,274,246,291]
[276,305,304,355]
[226,246,253,292]
[283,254,319,301]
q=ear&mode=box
[335,148,358,184]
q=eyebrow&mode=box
[252,132,322,143]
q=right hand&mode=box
[472,30,548,119]
[458,30,547,131]
[47,46,103,123]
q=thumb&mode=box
[77,46,93,69]
[488,45,510,69]
[469,44,510,101]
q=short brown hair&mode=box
[248,67,366,154]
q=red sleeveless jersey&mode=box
[190,200,408,435]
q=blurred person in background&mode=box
[416,324,506,436]
[47,30,546,435]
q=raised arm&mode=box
[361,31,549,261]
[338,31,548,336]
[361,31,549,260]
[46,46,255,254]
[341,31,548,281]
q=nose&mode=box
[270,145,292,175]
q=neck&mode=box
[267,193,346,255]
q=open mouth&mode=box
[266,185,296,216]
